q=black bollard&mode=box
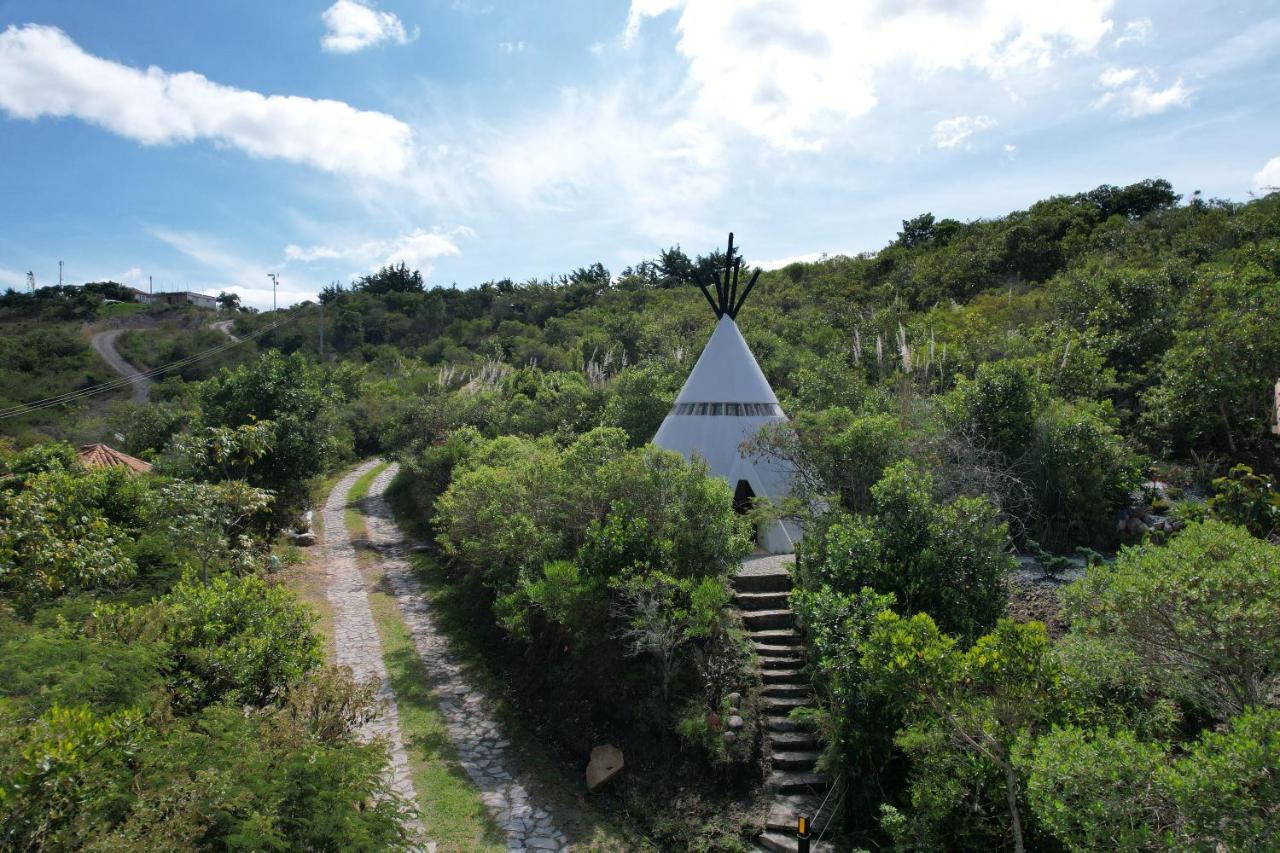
[797,814,811,853]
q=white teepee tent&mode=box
[652,235,801,553]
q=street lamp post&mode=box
[267,273,279,311]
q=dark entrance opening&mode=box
[733,479,756,515]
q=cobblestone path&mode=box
[320,461,426,845]
[363,462,570,852]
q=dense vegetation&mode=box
[2,179,1278,850]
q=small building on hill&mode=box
[76,443,152,474]
[124,288,217,309]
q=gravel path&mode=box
[89,328,150,402]
[363,462,570,852]
[320,461,425,845]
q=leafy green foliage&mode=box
[1026,708,1280,851]
[93,572,322,712]
[1065,520,1280,719]
[1208,464,1280,539]
[798,461,1012,644]
[194,351,350,524]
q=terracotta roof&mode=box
[76,443,153,474]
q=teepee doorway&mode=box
[733,479,756,515]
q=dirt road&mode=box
[89,328,150,403]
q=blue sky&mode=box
[1,0,1277,309]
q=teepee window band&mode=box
[669,402,783,417]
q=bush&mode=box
[1025,708,1280,851]
[1064,520,1280,719]
[797,460,1012,644]
[94,572,322,712]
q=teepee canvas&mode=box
[652,234,801,553]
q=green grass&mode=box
[345,460,388,534]
[96,302,149,319]
[366,584,508,852]
[337,460,504,851]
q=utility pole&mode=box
[267,273,279,311]
[26,271,35,292]
[58,260,63,286]
[318,301,325,360]
[149,275,153,295]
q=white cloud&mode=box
[0,267,26,289]
[498,40,525,54]
[285,227,470,275]
[1096,66,1191,117]
[932,114,997,149]
[1003,143,1018,159]
[1114,18,1152,47]
[1255,156,1280,192]
[1098,66,1140,88]
[321,0,415,53]
[476,86,724,243]
[625,0,1114,151]
[754,251,831,270]
[0,24,413,179]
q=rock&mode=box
[586,744,624,792]
[727,692,741,706]
[291,531,317,547]
[728,715,744,730]
[1126,516,1149,535]
[723,731,737,745]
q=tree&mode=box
[1064,520,1280,720]
[355,261,424,294]
[216,291,241,312]
[798,461,1012,644]
[194,351,349,525]
[865,616,1066,853]
[0,467,138,612]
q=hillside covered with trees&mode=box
[2,179,1278,850]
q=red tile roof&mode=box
[76,443,153,474]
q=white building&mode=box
[652,235,801,553]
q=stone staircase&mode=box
[734,556,835,853]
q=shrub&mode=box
[798,461,1012,643]
[1208,464,1280,539]
[1064,520,1280,719]
[94,572,322,712]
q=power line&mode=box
[0,305,314,422]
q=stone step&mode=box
[767,771,828,795]
[765,795,836,834]
[763,696,811,714]
[766,715,813,732]
[762,668,805,684]
[770,730,820,750]
[757,830,798,853]
[733,590,790,611]
[772,750,821,771]
[733,571,793,594]
[763,683,811,700]
[750,629,802,645]
[743,609,796,630]
[759,656,803,671]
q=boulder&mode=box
[586,744,624,792]
[727,715,744,730]
[726,692,741,706]
[723,731,738,745]
[291,531,317,547]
